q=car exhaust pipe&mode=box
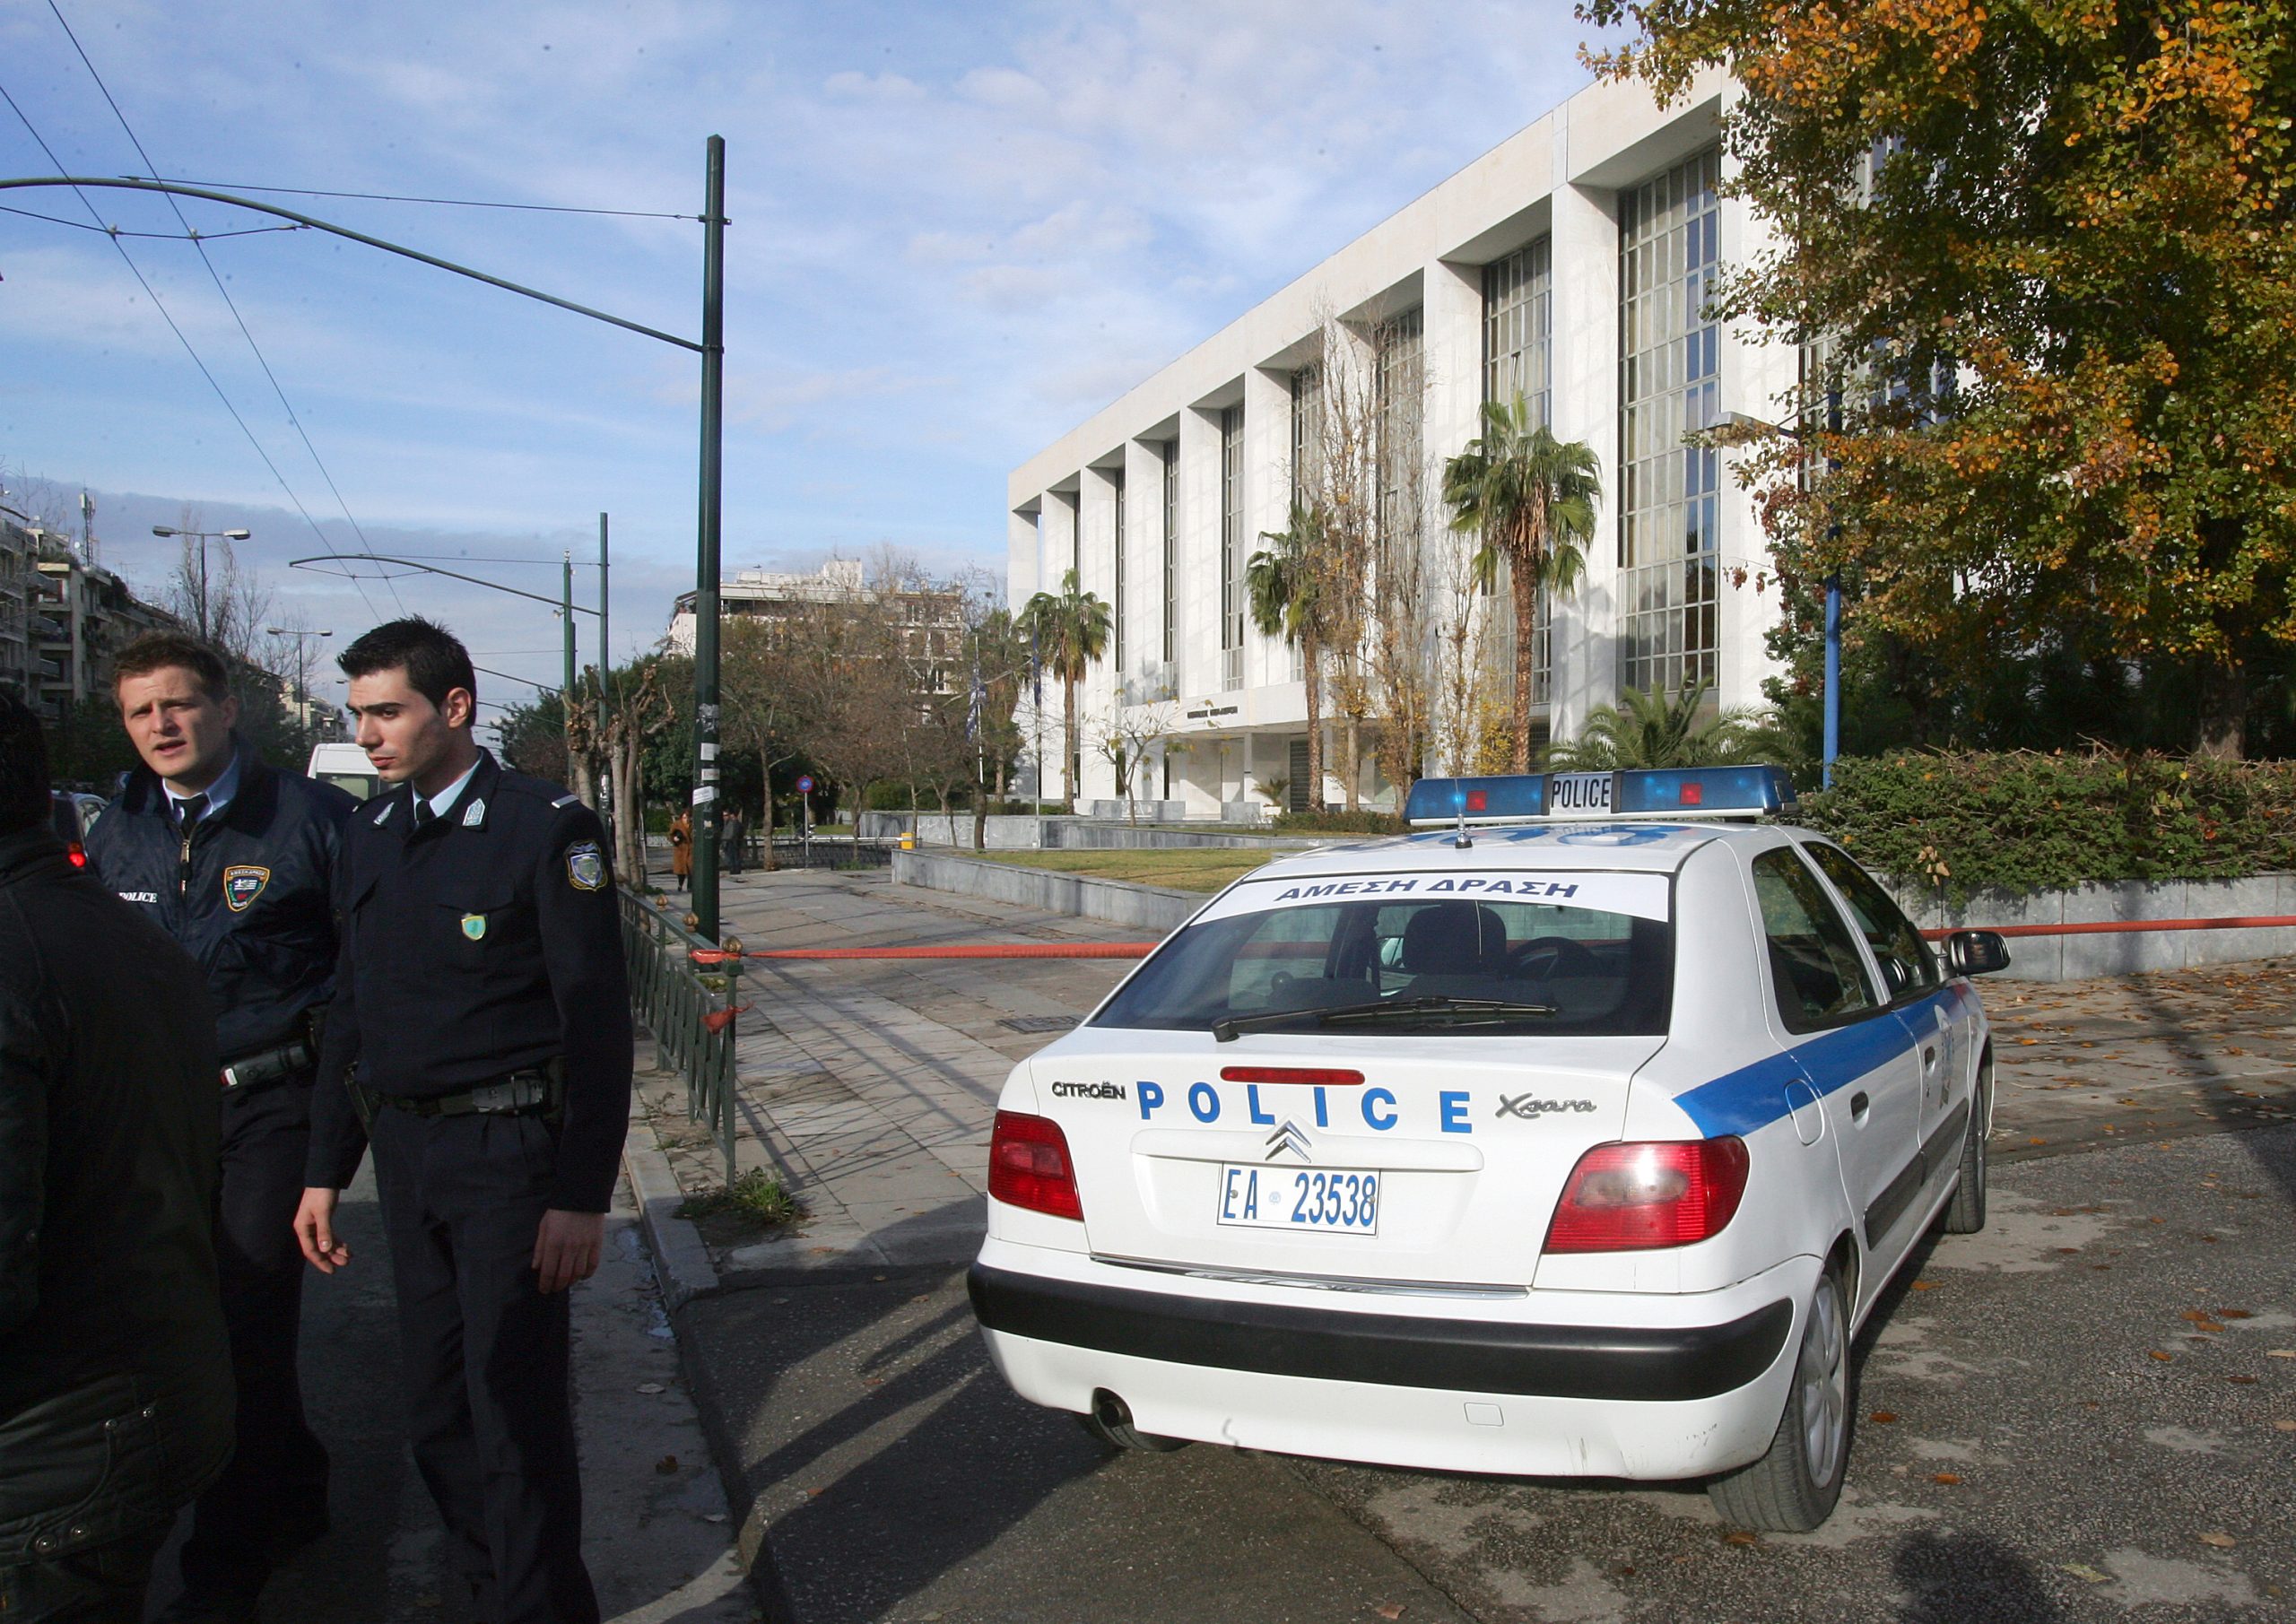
[1081,1388,1190,1454]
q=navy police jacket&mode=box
[84,740,355,1064]
[306,750,634,1213]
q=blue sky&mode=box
[2,0,1605,713]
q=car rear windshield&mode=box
[1093,872,1674,1038]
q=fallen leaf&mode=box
[2229,1375,2257,1385]
[2268,1350,2296,1359]
[2199,1533,2237,1550]
[1870,1411,1900,1424]
[1373,1606,1405,1620]
[1911,1280,1938,1291]
[2275,1420,2296,1432]
[2059,1563,2111,1584]
[2180,1310,2214,1323]
[636,1382,666,1394]
[1724,1531,1760,1546]
[655,1455,679,1474]
[1932,1472,1962,1485]
[2148,1350,2175,1362]
[702,1512,728,1524]
[2028,1136,2047,1145]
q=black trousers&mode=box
[0,1517,172,1623]
[370,1107,597,1624]
[178,1079,330,1598]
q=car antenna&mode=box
[1452,786,1473,850]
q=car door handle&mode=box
[1922,1045,1936,1066]
[1849,1091,1870,1121]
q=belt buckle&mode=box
[468,1081,518,1114]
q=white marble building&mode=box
[1008,66,1793,816]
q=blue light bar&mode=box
[1405,766,1798,826]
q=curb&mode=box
[622,1096,720,1311]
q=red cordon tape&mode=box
[689,942,1158,964]
[1918,916,2296,942]
[687,916,2296,966]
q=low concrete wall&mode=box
[890,850,1201,933]
[1886,873,2296,982]
[865,811,1324,853]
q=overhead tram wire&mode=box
[0,78,387,624]
[46,0,409,618]
[138,179,698,222]
[0,201,304,239]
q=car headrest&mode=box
[1398,901,1508,977]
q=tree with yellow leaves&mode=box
[1582,0,2296,755]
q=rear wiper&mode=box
[1213,994,1560,1043]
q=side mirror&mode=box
[1946,930,2011,977]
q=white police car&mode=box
[968,767,2012,1531]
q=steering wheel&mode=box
[1509,935,1600,981]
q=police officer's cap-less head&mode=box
[338,618,480,798]
[113,631,240,798]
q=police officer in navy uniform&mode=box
[292,619,631,1624]
[84,631,353,1624]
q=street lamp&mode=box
[152,524,252,642]
[265,626,334,734]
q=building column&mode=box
[1547,176,1621,745]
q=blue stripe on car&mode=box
[1674,986,1969,1137]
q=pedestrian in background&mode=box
[85,633,352,1624]
[292,618,632,1624]
[0,689,235,1624]
[668,806,691,888]
[723,803,744,876]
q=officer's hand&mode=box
[533,1209,605,1294]
[294,1187,352,1273]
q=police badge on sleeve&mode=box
[566,840,608,891]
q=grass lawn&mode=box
[972,847,1281,892]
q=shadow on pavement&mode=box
[1893,1528,2063,1622]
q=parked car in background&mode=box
[307,741,380,803]
[50,789,106,868]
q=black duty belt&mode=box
[378,1067,564,1119]
[221,1037,315,1091]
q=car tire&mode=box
[1076,1394,1190,1454]
[1708,1266,1850,1533]
[1940,1069,1991,1236]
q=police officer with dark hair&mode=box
[292,617,631,1624]
[85,630,353,1624]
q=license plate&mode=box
[1216,1164,1380,1233]
[1547,770,1613,814]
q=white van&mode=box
[308,742,381,803]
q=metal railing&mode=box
[619,886,744,1184]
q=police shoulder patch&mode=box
[565,840,607,891]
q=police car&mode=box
[968,767,2011,1531]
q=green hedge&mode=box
[1794,751,2296,900]
[1272,809,1404,835]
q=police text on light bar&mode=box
[1404,767,1798,827]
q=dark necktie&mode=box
[413,798,437,831]
[178,794,209,837]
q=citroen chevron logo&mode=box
[1265,1120,1311,1161]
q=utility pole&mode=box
[690,135,727,940]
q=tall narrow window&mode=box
[1220,405,1245,691]
[1288,367,1321,683]
[1111,468,1126,675]
[1161,440,1178,672]
[1483,240,1554,707]
[1375,309,1423,547]
[1618,147,1722,698]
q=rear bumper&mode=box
[969,1264,1788,1403]
[970,1239,1814,1480]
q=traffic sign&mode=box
[796,775,815,794]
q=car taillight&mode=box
[987,1110,1083,1221]
[1543,1138,1749,1254]
[67,844,87,869]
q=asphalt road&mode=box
[662,871,2296,1624]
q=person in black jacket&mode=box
[84,632,353,1624]
[0,688,236,1624]
[292,618,631,1624]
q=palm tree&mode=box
[1017,568,1111,813]
[1247,502,1334,812]
[1547,680,1775,769]
[1441,397,1602,771]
